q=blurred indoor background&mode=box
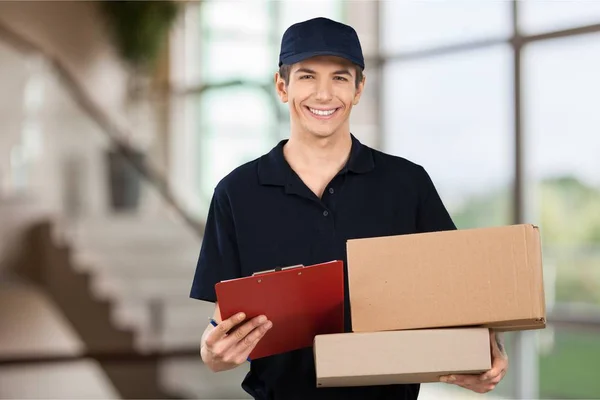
[0,1,599,399]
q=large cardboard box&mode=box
[314,328,491,387]
[347,224,546,333]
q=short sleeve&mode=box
[190,186,242,302]
[416,166,457,233]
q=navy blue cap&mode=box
[278,17,365,70]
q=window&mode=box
[190,0,345,204]
[380,2,600,399]
[519,0,600,35]
[191,1,277,205]
[380,1,511,55]
[523,33,600,308]
[539,330,600,398]
[197,87,276,202]
[277,0,343,38]
[382,46,514,228]
[201,38,273,83]
[200,0,271,34]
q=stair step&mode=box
[113,300,213,332]
[0,283,85,356]
[157,327,210,350]
[92,266,196,279]
[74,251,199,276]
[92,275,193,301]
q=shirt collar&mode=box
[258,134,375,186]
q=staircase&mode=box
[15,219,173,398]
[14,210,251,399]
[70,213,205,351]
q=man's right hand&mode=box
[201,312,272,372]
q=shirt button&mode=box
[328,188,334,194]
[323,210,329,217]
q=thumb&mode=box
[491,331,507,358]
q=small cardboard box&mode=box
[314,328,491,387]
[347,224,546,333]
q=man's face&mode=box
[275,55,365,140]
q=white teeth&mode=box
[309,108,336,116]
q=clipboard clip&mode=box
[252,264,304,276]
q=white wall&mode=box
[0,0,140,273]
[346,0,381,150]
[0,1,136,217]
[0,1,129,122]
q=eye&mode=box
[299,75,314,80]
[334,76,349,82]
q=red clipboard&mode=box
[214,260,345,360]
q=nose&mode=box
[315,79,333,102]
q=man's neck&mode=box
[283,130,352,175]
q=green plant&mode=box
[99,1,181,71]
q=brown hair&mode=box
[278,63,364,88]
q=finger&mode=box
[480,366,503,382]
[440,374,467,384]
[482,354,509,381]
[446,374,484,386]
[476,383,497,394]
[205,312,246,346]
[446,378,475,391]
[231,320,273,362]
[486,383,498,393]
[441,362,505,384]
[490,368,507,385]
[223,315,268,348]
[481,367,506,382]
[454,380,496,394]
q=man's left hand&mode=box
[439,330,508,394]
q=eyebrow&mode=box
[294,68,316,75]
[294,68,353,76]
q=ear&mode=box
[274,72,288,103]
[353,74,366,106]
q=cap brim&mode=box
[279,50,364,69]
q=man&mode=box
[190,17,508,400]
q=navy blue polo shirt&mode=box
[190,134,456,400]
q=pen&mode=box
[209,318,252,362]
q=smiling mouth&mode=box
[306,107,340,119]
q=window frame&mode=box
[377,3,600,399]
